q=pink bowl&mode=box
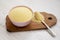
[8,6,33,27]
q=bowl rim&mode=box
[8,6,34,23]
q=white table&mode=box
[0,0,60,40]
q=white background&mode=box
[0,0,60,40]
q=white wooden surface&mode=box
[0,0,60,40]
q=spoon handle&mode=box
[42,20,56,36]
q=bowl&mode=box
[8,6,33,27]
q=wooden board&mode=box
[6,12,57,32]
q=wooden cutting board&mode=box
[6,12,57,32]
